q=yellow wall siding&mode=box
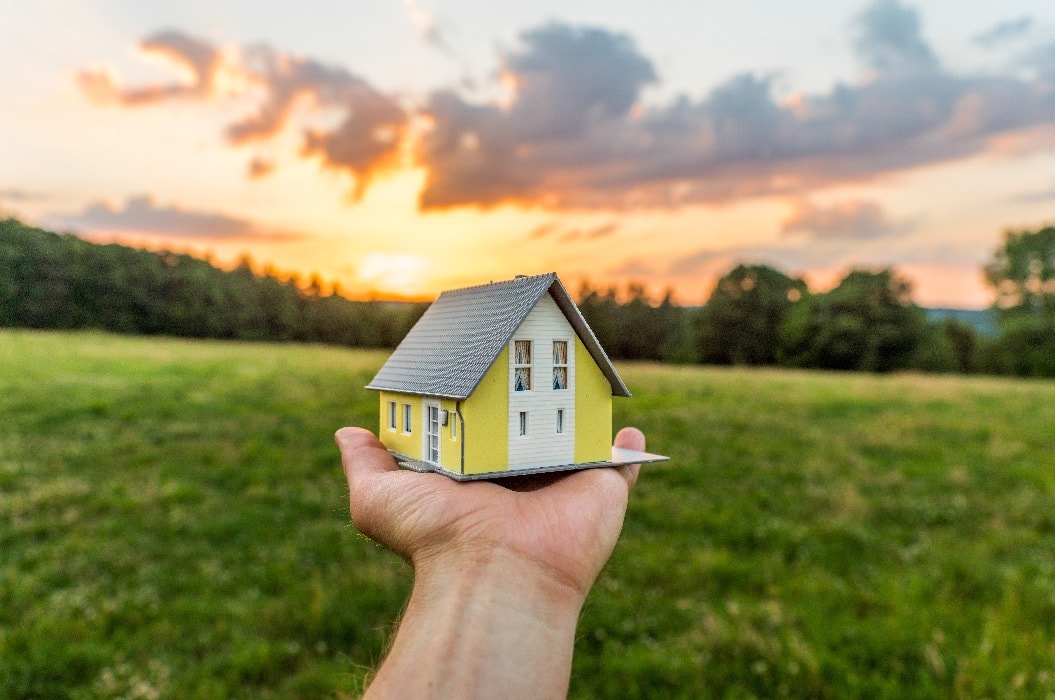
[377,338,613,473]
[378,391,422,460]
[574,337,612,463]
[461,346,510,475]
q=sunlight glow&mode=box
[357,252,431,297]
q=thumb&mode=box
[613,426,645,490]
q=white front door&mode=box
[423,401,441,465]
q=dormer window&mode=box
[552,341,568,390]
[514,340,532,391]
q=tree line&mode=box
[0,218,427,347]
[3,216,1053,377]
[577,225,1055,377]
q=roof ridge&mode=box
[442,271,556,295]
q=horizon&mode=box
[11,219,1002,312]
[4,1,1055,309]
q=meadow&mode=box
[2,329,1055,698]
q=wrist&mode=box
[365,547,585,699]
[413,543,589,615]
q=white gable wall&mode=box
[508,293,576,469]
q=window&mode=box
[519,411,528,437]
[556,409,564,434]
[387,401,397,430]
[514,340,532,391]
[552,341,568,390]
[451,412,458,440]
[402,403,412,434]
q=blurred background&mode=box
[4,0,1055,306]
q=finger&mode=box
[614,426,645,452]
[613,426,645,490]
[542,426,647,501]
[334,426,399,488]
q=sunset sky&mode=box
[3,1,1055,307]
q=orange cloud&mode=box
[247,156,275,179]
[78,31,408,201]
[78,30,221,105]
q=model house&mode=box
[365,272,665,479]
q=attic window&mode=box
[514,340,531,391]
[553,341,568,390]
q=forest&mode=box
[0,218,427,349]
[2,217,1054,376]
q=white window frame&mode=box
[513,340,532,391]
[556,408,564,434]
[402,403,412,434]
[450,412,458,440]
[519,411,528,437]
[387,401,397,431]
[552,340,569,390]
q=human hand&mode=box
[335,426,644,699]
[335,426,643,603]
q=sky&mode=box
[3,1,1055,307]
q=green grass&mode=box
[2,330,1055,698]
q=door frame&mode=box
[422,399,441,466]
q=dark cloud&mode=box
[78,30,221,105]
[505,23,658,132]
[781,199,913,240]
[417,22,658,209]
[415,5,1055,211]
[975,17,1033,48]
[1025,41,1055,80]
[53,195,297,241]
[231,45,408,198]
[853,0,938,75]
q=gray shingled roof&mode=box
[366,272,630,399]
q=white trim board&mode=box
[387,448,669,482]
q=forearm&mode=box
[365,549,587,699]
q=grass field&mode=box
[3,329,1055,698]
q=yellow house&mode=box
[365,273,665,479]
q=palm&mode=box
[340,427,641,597]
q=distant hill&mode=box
[926,307,997,337]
